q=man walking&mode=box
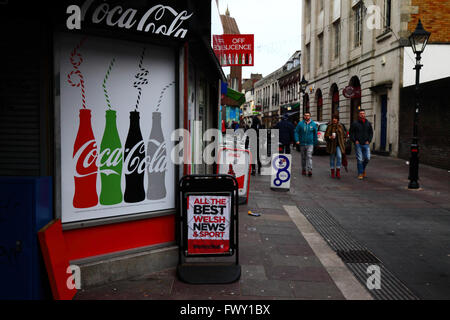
[274,114,295,154]
[350,109,373,180]
[250,114,262,175]
[295,112,318,176]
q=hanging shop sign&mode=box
[343,86,362,99]
[57,33,176,224]
[213,34,254,67]
[65,1,194,40]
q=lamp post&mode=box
[408,19,431,190]
[300,76,309,114]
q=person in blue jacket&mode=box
[295,112,318,176]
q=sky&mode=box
[216,0,302,79]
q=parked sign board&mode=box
[271,154,291,190]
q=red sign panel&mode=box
[213,34,254,66]
[343,86,362,99]
[187,195,232,255]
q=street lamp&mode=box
[300,76,309,113]
[408,19,431,190]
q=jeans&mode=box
[300,145,314,172]
[280,144,291,154]
[355,143,371,175]
[330,146,342,169]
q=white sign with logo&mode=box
[57,33,176,223]
[217,148,251,203]
[271,154,292,190]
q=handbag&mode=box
[342,153,348,172]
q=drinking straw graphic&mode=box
[156,82,175,112]
[103,58,116,109]
[67,37,88,109]
[133,48,149,111]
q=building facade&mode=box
[301,0,450,156]
[278,51,302,123]
[242,74,263,123]
[254,68,283,128]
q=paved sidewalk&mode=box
[75,149,449,300]
[75,193,352,300]
[75,157,370,300]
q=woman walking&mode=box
[325,114,346,179]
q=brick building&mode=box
[403,0,450,43]
[221,7,242,92]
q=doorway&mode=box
[380,95,388,151]
[331,84,339,117]
[349,76,361,124]
[316,89,323,121]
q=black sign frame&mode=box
[177,175,241,284]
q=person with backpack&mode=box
[274,114,295,154]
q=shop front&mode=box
[0,0,225,292]
[221,86,245,129]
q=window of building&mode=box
[318,34,323,67]
[305,44,310,73]
[305,0,311,24]
[353,2,363,48]
[334,21,340,59]
[384,0,392,29]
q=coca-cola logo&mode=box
[147,139,167,174]
[124,141,146,175]
[73,140,98,177]
[67,0,194,40]
[74,139,167,177]
[98,147,123,175]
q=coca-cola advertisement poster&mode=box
[187,195,232,255]
[57,33,176,224]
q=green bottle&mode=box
[99,109,123,205]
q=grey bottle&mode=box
[147,112,167,200]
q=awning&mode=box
[281,103,300,111]
[225,87,245,105]
[284,110,300,118]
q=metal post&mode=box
[408,53,422,189]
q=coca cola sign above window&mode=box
[65,0,194,40]
[57,33,176,224]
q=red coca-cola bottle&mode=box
[228,164,236,176]
[73,109,99,208]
